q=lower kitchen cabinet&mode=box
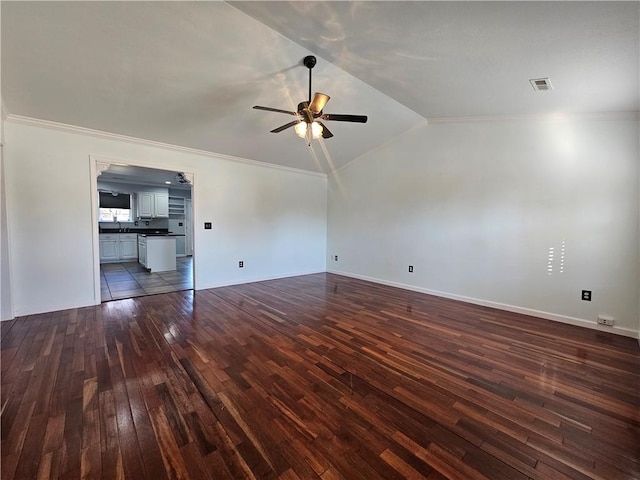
[99,235,119,262]
[138,236,147,266]
[176,236,186,256]
[119,235,138,259]
[99,233,138,263]
[138,235,176,272]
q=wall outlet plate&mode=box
[204,222,212,230]
[239,261,244,268]
[581,290,591,301]
[597,314,614,326]
[408,265,414,273]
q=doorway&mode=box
[90,158,195,303]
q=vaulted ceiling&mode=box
[3,1,638,173]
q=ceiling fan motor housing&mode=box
[303,55,316,69]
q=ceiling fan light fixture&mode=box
[254,55,367,140]
[295,122,307,138]
[295,121,323,140]
[310,121,323,139]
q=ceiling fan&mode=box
[253,55,368,143]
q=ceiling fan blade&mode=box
[309,93,330,114]
[321,113,368,123]
[254,105,298,116]
[270,120,299,133]
[318,122,333,139]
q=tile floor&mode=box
[101,257,193,302]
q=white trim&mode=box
[14,298,97,318]
[196,269,326,291]
[89,157,101,305]
[6,114,326,178]
[327,269,640,340]
[0,145,15,321]
[89,155,198,305]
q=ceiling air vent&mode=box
[530,77,553,91]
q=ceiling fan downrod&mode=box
[303,55,316,104]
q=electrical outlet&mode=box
[334,255,338,261]
[597,315,614,326]
[239,261,244,268]
[204,222,212,230]
[581,290,591,301]
[408,265,414,273]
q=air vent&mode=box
[530,78,553,91]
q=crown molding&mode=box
[5,114,327,178]
[427,110,640,125]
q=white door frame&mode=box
[89,155,196,305]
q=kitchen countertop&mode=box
[100,228,169,234]
[138,233,185,237]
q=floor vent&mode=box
[530,77,553,91]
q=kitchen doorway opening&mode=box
[100,257,193,301]
[90,157,195,304]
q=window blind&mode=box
[99,192,131,209]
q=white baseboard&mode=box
[14,297,98,318]
[327,269,639,340]
[196,269,326,291]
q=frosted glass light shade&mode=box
[294,122,307,138]
[310,121,323,139]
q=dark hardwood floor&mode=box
[2,273,639,479]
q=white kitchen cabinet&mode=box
[138,236,147,266]
[99,234,120,262]
[176,236,186,256]
[119,234,138,259]
[138,235,176,272]
[99,233,139,263]
[137,192,169,219]
[154,194,169,218]
[137,193,154,217]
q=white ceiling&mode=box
[3,1,638,174]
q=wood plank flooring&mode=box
[2,273,639,479]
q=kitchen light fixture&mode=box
[174,172,191,184]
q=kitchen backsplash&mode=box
[99,218,169,230]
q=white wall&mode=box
[1,135,13,321]
[328,114,639,336]
[4,121,327,317]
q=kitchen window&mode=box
[99,192,132,222]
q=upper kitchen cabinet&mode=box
[137,191,169,219]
